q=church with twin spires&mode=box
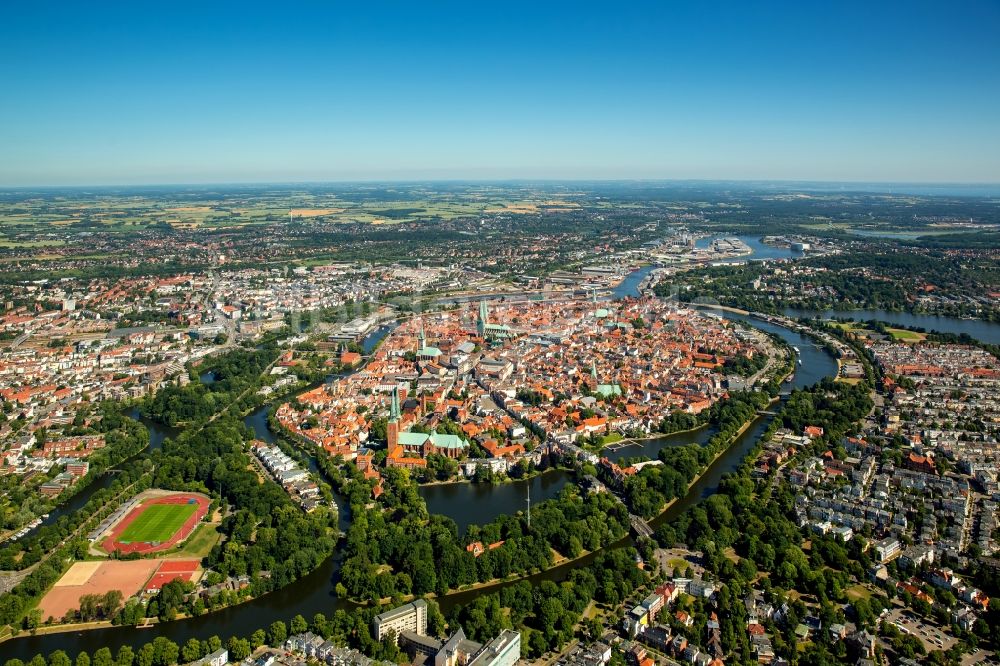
[385,385,468,469]
[477,300,513,342]
[383,300,516,469]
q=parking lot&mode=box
[961,647,999,666]
[886,608,957,653]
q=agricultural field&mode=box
[0,186,596,233]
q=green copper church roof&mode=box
[397,431,468,450]
[389,386,401,422]
[597,384,622,397]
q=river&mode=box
[438,410,777,610]
[0,285,835,661]
[694,235,804,263]
[783,307,1000,345]
[611,265,656,300]
[719,311,838,388]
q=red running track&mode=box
[102,493,210,555]
[144,559,200,592]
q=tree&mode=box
[527,630,548,658]
[268,620,288,646]
[290,613,307,635]
[135,644,154,666]
[250,629,267,650]
[181,639,203,664]
[426,598,447,637]
[92,651,113,666]
[23,609,42,630]
[115,645,134,666]
[103,590,124,617]
[152,639,179,666]
[226,638,250,662]
[75,653,91,666]
[118,600,144,626]
[583,617,603,641]
[49,652,71,666]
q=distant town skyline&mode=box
[2,1,998,186]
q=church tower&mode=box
[387,386,401,454]
[477,300,489,338]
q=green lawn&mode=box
[171,523,221,558]
[886,327,926,342]
[118,503,198,543]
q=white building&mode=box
[374,599,427,643]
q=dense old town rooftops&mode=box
[276,297,773,470]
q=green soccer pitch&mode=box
[117,503,198,544]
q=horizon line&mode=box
[2,177,1000,191]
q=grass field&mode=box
[171,523,221,558]
[832,321,926,343]
[845,584,874,601]
[886,327,926,342]
[831,321,867,335]
[118,503,198,544]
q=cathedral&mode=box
[476,300,513,342]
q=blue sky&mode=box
[1,1,998,186]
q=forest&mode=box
[141,417,338,620]
[143,347,282,426]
